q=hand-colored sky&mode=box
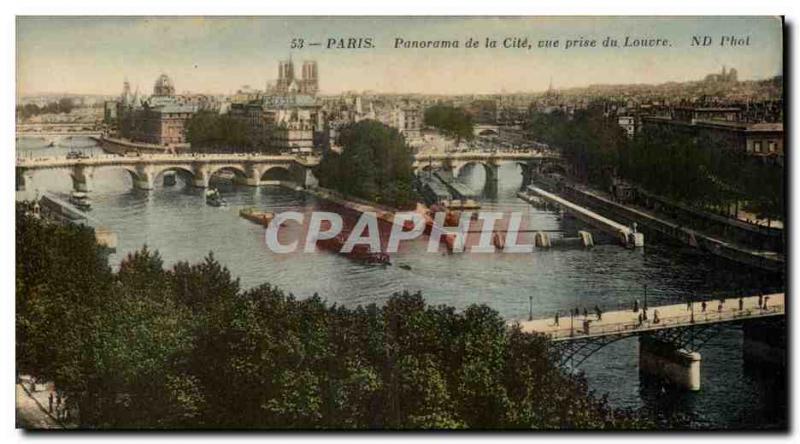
[16,16,783,96]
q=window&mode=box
[754,141,762,153]
[769,141,776,153]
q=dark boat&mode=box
[317,232,390,265]
[69,191,92,211]
[205,188,226,207]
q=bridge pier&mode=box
[70,166,94,192]
[534,231,551,248]
[192,171,209,188]
[241,165,261,186]
[639,335,702,391]
[132,173,154,191]
[520,164,533,189]
[16,167,29,191]
[578,230,594,248]
[301,167,318,189]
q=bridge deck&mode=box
[527,185,633,238]
[16,153,321,169]
[516,293,784,341]
[433,172,477,199]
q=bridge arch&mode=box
[539,160,567,176]
[17,167,74,193]
[207,164,248,179]
[260,165,295,183]
[150,165,197,187]
[551,321,750,371]
[452,160,494,180]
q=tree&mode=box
[186,111,256,153]
[315,120,419,209]
[424,105,475,145]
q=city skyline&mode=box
[17,16,782,97]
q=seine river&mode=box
[16,136,785,429]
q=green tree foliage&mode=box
[315,120,419,210]
[16,204,647,429]
[16,99,75,120]
[424,105,475,145]
[185,111,256,153]
[526,106,784,222]
[526,106,626,189]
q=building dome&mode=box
[153,74,175,97]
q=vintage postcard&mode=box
[15,16,785,430]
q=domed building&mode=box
[153,74,176,97]
[115,73,197,147]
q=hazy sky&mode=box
[16,16,783,96]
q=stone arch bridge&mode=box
[16,150,564,193]
[412,151,564,192]
[16,153,321,192]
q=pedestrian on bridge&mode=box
[763,296,770,309]
[554,312,560,326]
[758,293,764,307]
[583,307,588,318]
[595,305,602,321]
[718,302,723,313]
[739,297,744,311]
[633,299,639,313]
[701,301,707,312]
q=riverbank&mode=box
[529,174,784,273]
[93,135,189,155]
[302,186,409,226]
[16,376,67,429]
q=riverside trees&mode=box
[185,111,256,153]
[424,105,475,146]
[16,204,645,429]
[315,120,419,210]
[525,106,784,223]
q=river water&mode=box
[16,136,786,429]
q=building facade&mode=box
[230,60,323,153]
[116,74,197,146]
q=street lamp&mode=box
[642,284,648,321]
[528,295,533,321]
[570,309,574,337]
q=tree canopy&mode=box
[185,111,257,153]
[315,119,419,210]
[525,106,784,222]
[424,105,475,144]
[16,99,75,120]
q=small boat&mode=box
[317,232,391,265]
[69,191,92,211]
[239,207,274,226]
[205,188,226,207]
[445,199,482,211]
